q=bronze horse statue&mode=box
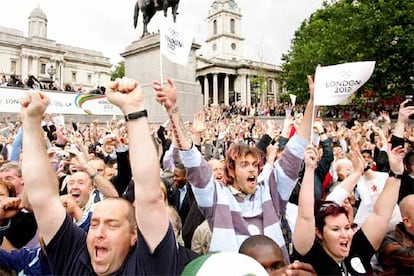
[133,0,180,38]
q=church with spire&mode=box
[196,0,283,106]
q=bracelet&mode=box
[388,170,403,179]
[124,110,148,121]
[89,171,98,179]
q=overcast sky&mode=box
[0,0,325,66]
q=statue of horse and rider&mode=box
[133,0,180,38]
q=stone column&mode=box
[213,73,218,105]
[204,75,209,106]
[58,60,64,90]
[247,76,251,106]
[224,74,229,106]
[32,56,39,77]
[21,54,29,81]
[240,74,247,104]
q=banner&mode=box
[289,94,297,106]
[314,61,376,106]
[0,87,122,115]
[160,18,194,66]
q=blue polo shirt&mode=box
[46,214,178,275]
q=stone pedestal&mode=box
[122,33,203,123]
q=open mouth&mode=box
[339,241,349,252]
[94,246,109,262]
[71,191,80,198]
[247,176,256,183]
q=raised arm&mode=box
[293,145,318,255]
[361,144,404,250]
[153,79,215,210]
[70,150,118,198]
[153,79,192,150]
[20,91,66,245]
[295,75,315,141]
[107,78,169,252]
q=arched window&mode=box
[230,19,235,34]
[213,20,217,35]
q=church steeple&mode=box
[205,0,244,60]
[28,6,48,38]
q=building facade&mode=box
[0,7,111,91]
[196,0,285,106]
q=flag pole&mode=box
[160,32,165,109]
[310,99,316,144]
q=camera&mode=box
[56,151,71,160]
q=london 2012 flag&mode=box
[314,61,376,106]
[160,18,194,66]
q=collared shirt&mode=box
[229,185,249,200]
[178,185,187,209]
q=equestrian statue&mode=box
[133,0,180,38]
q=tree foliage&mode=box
[279,0,414,104]
[111,61,125,80]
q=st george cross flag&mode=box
[313,61,376,106]
[160,18,194,66]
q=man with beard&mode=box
[152,76,314,264]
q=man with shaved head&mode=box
[377,194,414,274]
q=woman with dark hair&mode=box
[292,143,405,275]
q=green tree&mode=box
[250,73,267,105]
[279,0,414,104]
[111,61,125,80]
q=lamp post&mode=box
[47,64,56,80]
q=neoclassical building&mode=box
[196,0,285,106]
[0,7,111,91]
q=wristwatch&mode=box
[388,170,403,179]
[124,110,148,121]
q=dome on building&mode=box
[29,7,47,20]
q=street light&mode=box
[47,64,56,80]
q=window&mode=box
[213,20,217,35]
[87,73,92,84]
[72,72,77,83]
[11,60,17,73]
[40,63,46,74]
[268,80,273,93]
[230,19,235,34]
[212,43,217,51]
[231,43,236,50]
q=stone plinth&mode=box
[122,33,203,123]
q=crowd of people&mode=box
[0,75,413,275]
[0,74,107,94]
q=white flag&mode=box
[289,94,297,106]
[314,61,376,106]
[160,18,194,66]
[52,114,65,127]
